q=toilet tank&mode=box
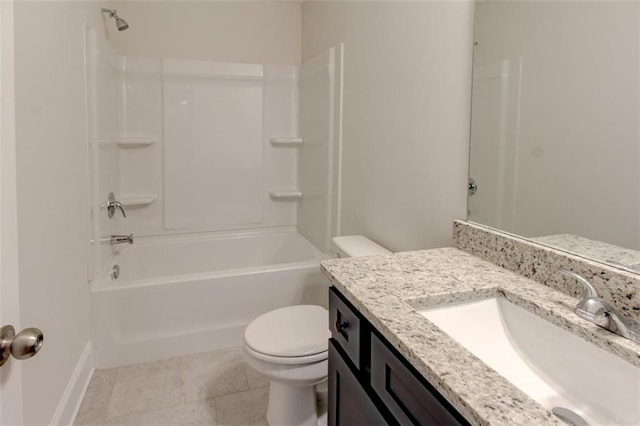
[332,236,392,258]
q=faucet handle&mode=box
[559,269,609,327]
[559,269,601,298]
[107,192,127,218]
[559,268,640,342]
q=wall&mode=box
[472,2,640,249]
[109,1,301,65]
[302,1,474,252]
[12,1,111,423]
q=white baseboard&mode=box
[50,342,94,426]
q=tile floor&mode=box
[74,347,270,426]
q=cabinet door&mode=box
[328,340,387,426]
[370,333,468,425]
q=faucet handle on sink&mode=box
[559,269,608,327]
[559,268,640,343]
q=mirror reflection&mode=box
[468,1,640,271]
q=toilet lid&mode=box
[244,305,330,358]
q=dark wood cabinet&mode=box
[328,340,387,426]
[328,287,470,426]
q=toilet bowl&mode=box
[244,305,330,426]
[243,235,391,426]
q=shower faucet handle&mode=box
[106,192,127,218]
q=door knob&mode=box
[0,325,44,367]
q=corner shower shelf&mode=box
[269,190,303,200]
[116,137,157,148]
[119,194,157,207]
[269,137,303,147]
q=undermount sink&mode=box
[419,297,640,425]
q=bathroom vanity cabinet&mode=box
[328,287,470,426]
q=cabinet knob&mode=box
[335,319,349,334]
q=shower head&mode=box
[101,8,129,31]
[115,16,129,31]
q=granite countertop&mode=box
[320,247,640,426]
[532,234,640,273]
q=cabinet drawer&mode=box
[329,340,388,426]
[329,287,361,369]
[370,333,467,425]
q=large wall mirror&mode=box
[468,1,640,272]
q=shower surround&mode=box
[85,28,343,367]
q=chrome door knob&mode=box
[0,325,44,366]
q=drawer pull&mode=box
[335,319,350,334]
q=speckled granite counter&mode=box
[321,248,640,426]
[533,234,640,272]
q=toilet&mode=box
[243,235,391,426]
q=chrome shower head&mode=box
[115,16,129,31]
[101,8,129,32]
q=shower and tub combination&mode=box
[85,25,344,368]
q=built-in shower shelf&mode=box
[119,194,157,207]
[116,137,157,148]
[269,190,302,200]
[269,137,303,146]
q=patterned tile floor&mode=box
[74,347,271,426]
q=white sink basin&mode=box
[419,297,640,425]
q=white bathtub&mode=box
[91,228,330,368]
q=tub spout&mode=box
[110,234,134,245]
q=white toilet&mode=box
[243,235,391,426]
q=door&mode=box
[0,0,25,423]
[328,341,387,425]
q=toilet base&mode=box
[267,381,318,426]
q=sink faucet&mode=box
[560,269,640,344]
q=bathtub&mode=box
[91,228,330,368]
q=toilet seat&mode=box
[244,343,328,365]
[244,305,330,364]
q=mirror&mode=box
[468,1,640,272]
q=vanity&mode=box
[328,286,469,425]
[322,222,640,426]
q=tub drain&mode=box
[552,407,588,426]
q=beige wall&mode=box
[302,1,474,251]
[13,1,111,423]
[109,1,301,64]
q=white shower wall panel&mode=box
[262,65,300,225]
[298,45,343,252]
[117,58,164,236]
[114,57,300,237]
[119,65,163,223]
[163,61,264,230]
[86,29,121,280]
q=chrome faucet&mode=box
[110,234,134,245]
[106,192,127,218]
[560,269,640,344]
